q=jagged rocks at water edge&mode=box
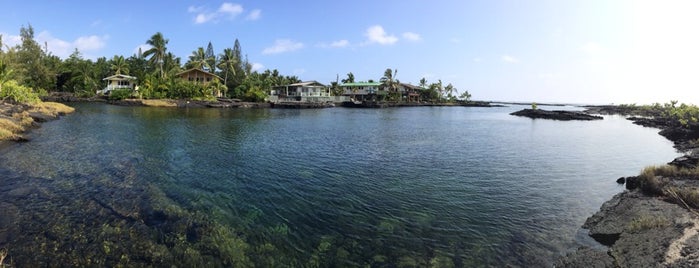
[510,109,603,121]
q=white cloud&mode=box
[189,2,247,24]
[402,32,422,42]
[317,39,350,48]
[218,3,243,17]
[364,25,398,45]
[262,39,304,55]
[32,31,108,59]
[0,33,22,48]
[501,55,519,63]
[580,42,605,55]
[293,68,306,75]
[74,35,107,51]
[330,39,349,48]
[133,44,152,55]
[251,62,264,72]
[246,9,261,20]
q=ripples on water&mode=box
[0,104,679,266]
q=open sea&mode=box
[0,103,680,266]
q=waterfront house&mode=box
[98,74,137,95]
[176,68,222,84]
[270,81,345,103]
[340,82,384,101]
[398,83,423,102]
[176,68,224,97]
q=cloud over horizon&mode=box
[364,25,398,45]
[189,2,251,24]
[262,39,304,55]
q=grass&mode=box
[0,101,74,141]
[141,99,177,107]
[29,102,75,116]
[626,214,670,232]
[637,165,699,210]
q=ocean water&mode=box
[0,103,680,266]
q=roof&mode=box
[341,82,382,87]
[288,81,327,87]
[400,83,424,90]
[103,74,137,81]
[176,68,223,80]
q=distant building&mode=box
[270,81,346,103]
[340,82,385,101]
[176,68,224,97]
[398,83,423,102]
[176,68,222,84]
[98,74,137,95]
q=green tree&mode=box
[341,72,355,84]
[0,59,14,93]
[110,55,129,75]
[459,90,472,102]
[205,41,216,73]
[217,47,237,94]
[444,83,458,101]
[143,32,169,78]
[16,24,54,91]
[380,68,400,101]
[187,47,210,71]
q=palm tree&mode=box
[143,32,168,78]
[217,48,237,91]
[110,55,128,75]
[187,47,210,71]
[380,68,400,101]
[341,72,355,84]
[419,77,427,88]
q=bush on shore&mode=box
[637,164,699,209]
[0,80,40,104]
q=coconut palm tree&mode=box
[187,47,210,71]
[341,72,355,84]
[110,55,128,75]
[143,32,168,78]
[380,68,400,101]
[217,48,237,88]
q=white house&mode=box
[270,81,346,103]
[340,82,384,101]
[98,74,137,95]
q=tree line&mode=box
[0,25,300,101]
[1,24,471,103]
[330,69,471,103]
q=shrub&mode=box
[626,214,669,232]
[531,102,537,110]
[108,88,133,100]
[0,80,40,104]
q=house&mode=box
[398,83,423,102]
[176,68,222,84]
[340,82,384,101]
[98,74,137,95]
[176,68,224,97]
[270,81,344,103]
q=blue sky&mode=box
[1,0,698,104]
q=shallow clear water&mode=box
[0,103,680,266]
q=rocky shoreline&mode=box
[0,101,75,142]
[556,108,699,267]
[510,108,603,121]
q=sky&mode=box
[1,0,698,104]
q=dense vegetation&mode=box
[0,25,300,101]
[617,101,699,127]
[1,24,470,103]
